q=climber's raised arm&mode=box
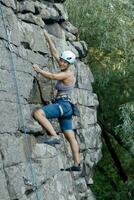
[44,30,60,65]
[33,64,68,80]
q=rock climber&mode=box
[32,30,81,171]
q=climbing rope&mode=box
[44,32,57,99]
[0,3,40,200]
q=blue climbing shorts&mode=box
[42,97,73,132]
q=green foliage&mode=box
[65,0,134,199]
[116,102,134,155]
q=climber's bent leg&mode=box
[60,130,81,171]
[33,109,57,136]
[59,117,81,170]
[64,130,80,165]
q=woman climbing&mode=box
[33,30,81,171]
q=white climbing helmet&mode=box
[60,51,76,64]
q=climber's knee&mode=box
[64,130,76,143]
[33,108,45,120]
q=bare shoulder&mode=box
[63,70,76,84]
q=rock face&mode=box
[0,0,102,200]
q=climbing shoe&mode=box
[44,136,61,145]
[61,164,81,172]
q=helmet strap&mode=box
[60,64,70,72]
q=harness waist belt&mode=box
[56,95,71,100]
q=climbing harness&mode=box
[0,3,40,200]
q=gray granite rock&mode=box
[4,165,26,200]
[75,178,88,193]
[70,88,99,106]
[0,68,34,103]
[85,148,102,167]
[46,23,65,38]
[0,101,19,133]
[40,4,59,21]
[77,61,94,90]
[43,172,76,200]
[86,188,96,200]
[20,21,48,53]
[0,6,48,52]
[79,105,97,127]
[0,1,101,200]
[78,188,96,200]
[72,41,88,58]
[64,30,77,41]
[0,134,26,167]
[77,124,102,149]
[54,3,68,21]
[18,13,45,27]
[0,5,22,46]
[17,0,35,13]
[0,0,16,9]
[0,169,10,200]
[61,21,78,35]
[14,44,50,67]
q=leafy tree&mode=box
[65,0,134,199]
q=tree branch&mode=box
[99,120,128,183]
